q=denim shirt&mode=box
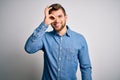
[25,22,92,80]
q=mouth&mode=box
[55,23,61,27]
[53,23,61,27]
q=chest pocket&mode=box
[64,48,78,64]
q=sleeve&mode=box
[24,22,48,54]
[78,35,92,80]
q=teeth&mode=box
[55,23,60,26]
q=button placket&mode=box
[57,37,62,79]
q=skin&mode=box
[44,7,68,36]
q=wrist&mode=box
[44,17,49,26]
[42,21,49,27]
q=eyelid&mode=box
[58,15,62,18]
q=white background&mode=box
[0,0,120,80]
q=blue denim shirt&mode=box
[25,22,92,80]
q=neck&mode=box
[58,26,67,36]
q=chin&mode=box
[54,28,60,31]
[53,26,61,30]
[52,24,65,32]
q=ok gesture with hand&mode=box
[44,7,56,26]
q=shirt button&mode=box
[58,68,60,71]
[59,57,61,61]
[60,47,62,50]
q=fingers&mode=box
[44,6,56,21]
[44,7,52,16]
[49,14,56,20]
[44,6,56,25]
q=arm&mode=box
[24,22,48,53]
[24,7,56,54]
[78,35,92,80]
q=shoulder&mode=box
[44,30,54,37]
[70,30,87,44]
[71,30,85,39]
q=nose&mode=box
[54,17,59,23]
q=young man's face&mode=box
[51,9,67,32]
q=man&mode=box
[25,3,92,80]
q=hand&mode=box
[44,7,56,26]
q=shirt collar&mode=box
[66,25,71,37]
[53,25,71,37]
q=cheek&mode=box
[61,18,65,22]
[62,19,66,24]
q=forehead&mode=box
[51,9,64,16]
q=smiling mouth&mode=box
[53,22,61,26]
[55,23,61,27]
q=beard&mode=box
[51,22,66,32]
